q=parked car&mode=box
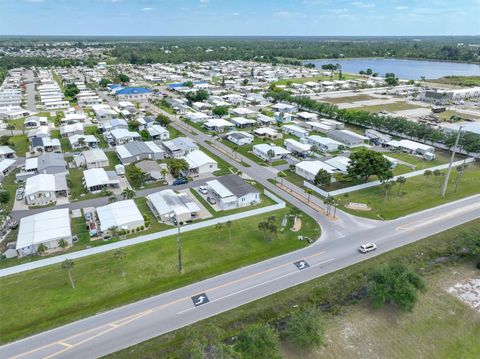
[207,197,217,205]
[359,243,377,253]
[198,186,208,194]
[173,178,188,186]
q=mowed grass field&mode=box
[0,207,320,343]
[323,94,376,104]
[342,162,480,219]
[282,263,480,359]
[350,101,422,113]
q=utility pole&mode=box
[176,220,182,273]
[440,126,462,198]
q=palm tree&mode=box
[277,171,286,185]
[382,181,396,200]
[215,222,224,240]
[226,221,233,240]
[396,176,407,196]
[160,167,169,180]
[305,189,313,203]
[61,259,75,289]
[268,223,278,241]
[323,196,334,216]
[108,225,120,239]
[58,239,68,250]
[258,221,268,240]
[121,188,135,200]
[267,149,275,163]
[331,197,338,218]
[6,123,15,136]
[423,170,432,183]
[113,249,126,277]
[454,164,467,192]
[37,243,47,255]
[433,169,441,185]
[108,195,117,203]
[77,137,86,149]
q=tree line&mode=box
[268,87,480,154]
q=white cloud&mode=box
[25,0,44,3]
[200,0,210,3]
[351,1,375,8]
[395,6,408,10]
[141,7,154,12]
[328,8,349,14]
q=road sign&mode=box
[294,260,310,270]
[191,293,209,307]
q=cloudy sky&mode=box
[0,0,479,36]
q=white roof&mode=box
[297,111,317,119]
[386,139,433,152]
[254,127,279,136]
[254,143,291,156]
[230,117,256,125]
[307,121,334,131]
[204,118,234,127]
[16,208,71,250]
[231,107,256,115]
[25,157,38,171]
[206,179,235,198]
[282,124,309,134]
[110,128,140,139]
[147,124,169,137]
[0,158,15,173]
[187,112,209,120]
[296,160,336,174]
[285,138,311,152]
[83,149,108,163]
[182,150,217,169]
[307,135,343,146]
[25,174,56,196]
[96,200,143,230]
[325,156,351,172]
[83,168,119,188]
[147,189,200,217]
[0,146,15,156]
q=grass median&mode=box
[0,205,320,344]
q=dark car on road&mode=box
[173,178,189,186]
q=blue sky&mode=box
[0,0,479,36]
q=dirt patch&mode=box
[291,216,302,232]
[345,202,371,211]
[448,277,480,313]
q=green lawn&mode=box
[427,75,480,87]
[274,73,362,86]
[5,118,25,130]
[167,124,183,139]
[384,150,453,170]
[67,168,105,202]
[342,163,480,219]
[437,110,480,122]
[324,94,376,104]
[7,135,29,156]
[0,169,19,212]
[0,206,320,343]
[105,151,121,170]
[350,101,422,113]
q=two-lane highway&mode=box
[1,194,479,359]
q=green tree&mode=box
[305,188,313,203]
[283,305,326,348]
[212,106,229,117]
[216,222,224,240]
[185,89,209,103]
[314,169,332,187]
[99,78,110,88]
[382,180,396,200]
[37,243,47,255]
[347,149,393,183]
[454,164,468,192]
[423,169,432,183]
[118,73,130,83]
[234,324,281,359]
[277,171,286,185]
[121,188,135,200]
[127,165,147,188]
[58,239,68,250]
[0,189,10,205]
[5,123,15,136]
[61,259,76,289]
[167,158,189,178]
[156,113,171,126]
[257,221,268,241]
[64,83,80,99]
[368,264,425,312]
[396,176,407,196]
[226,220,233,240]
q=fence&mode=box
[0,191,285,277]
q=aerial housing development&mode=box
[0,1,479,358]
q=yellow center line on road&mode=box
[10,250,328,359]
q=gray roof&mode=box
[122,141,151,156]
[218,174,259,198]
[37,153,66,172]
[164,137,198,152]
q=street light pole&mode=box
[176,220,182,273]
[440,126,462,198]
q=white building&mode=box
[254,127,283,140]
[74,149,109,169]
[206,174,261,210]
[146,189,201,224]
[324,156,351,173]
[295,160,337,182]
[226,131,254,146]
[147,124,170,140]
[182,150,218,176]
[305,135,343,152]
[284,139,311,158]
[96,200,145,234]
[83,168,120,193]
[203,118,234,132]
[252,143,291,161]
[16,208,72,257]
[24,173,68,206]
[282,124,309,138]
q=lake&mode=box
[303,58,480,80]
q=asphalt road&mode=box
[25,69,36,112]
[1,194,479,359]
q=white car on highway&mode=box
[359,243,377,253]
